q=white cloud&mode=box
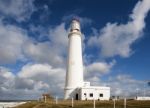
[0,67,16,99]
[108,74,149,97]
[24,23,68,67]
[88,0,150,58]
[24,41,64,67]
[0,63,66,100]
[18,63,65,96]
[0,67,15,84]
[14,77,35,90]
[18,63,52,78]
[29,24,48,41]
[0,23,28,64]
[18,63,65,80]
[0,21,68,99]
[49,23,68,48]
[86,60,115,75]
[0,20,68,67]
[85,60,115,84]
[0,65,149,99]
[0,0,35,22]
[86,76,102,86]
[0,20,68,99]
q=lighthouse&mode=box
[64,19,84,99]
[64,19,110,100]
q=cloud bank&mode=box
[0,64,65,100]
[0,0,35,22]
[88,0,150,58]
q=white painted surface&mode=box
[80,86,110,100]
[93,99,95,108]
[136,96,150,100]
[113,99,115,108]
[0,102,26,108]
[66,34,83,88]
[124,98,126,108]
[64,20,84,99]
[64,19,110,100]
[72,98,73,107]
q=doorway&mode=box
[75,93,78,100]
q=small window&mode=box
[89,93,93,97]
[84,93,86,96]
[99,93,103,97]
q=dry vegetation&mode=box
[14,100,150,108]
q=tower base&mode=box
[64,87,80,100]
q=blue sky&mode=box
[0,0,150,100]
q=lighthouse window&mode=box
[99,93,103,97]
[89,93,93,97]
[84,93,86,96]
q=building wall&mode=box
[136,96,150,100]
[80,87,110,100]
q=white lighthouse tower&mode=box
[64,19,84,99]
[64,19,110,100]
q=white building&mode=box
[135,96,150,100]
[64,19,110,100]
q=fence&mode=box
[39,97,150,108]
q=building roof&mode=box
[80,86,110,90]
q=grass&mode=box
[14,100,150,108]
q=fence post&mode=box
[124,98,126,108]
[55,96,58,104]
[93,99,95,108]
[45,96,46,103]
[113,98,115,108]
[72,98,74,107]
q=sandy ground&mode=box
[0,102,26,108]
